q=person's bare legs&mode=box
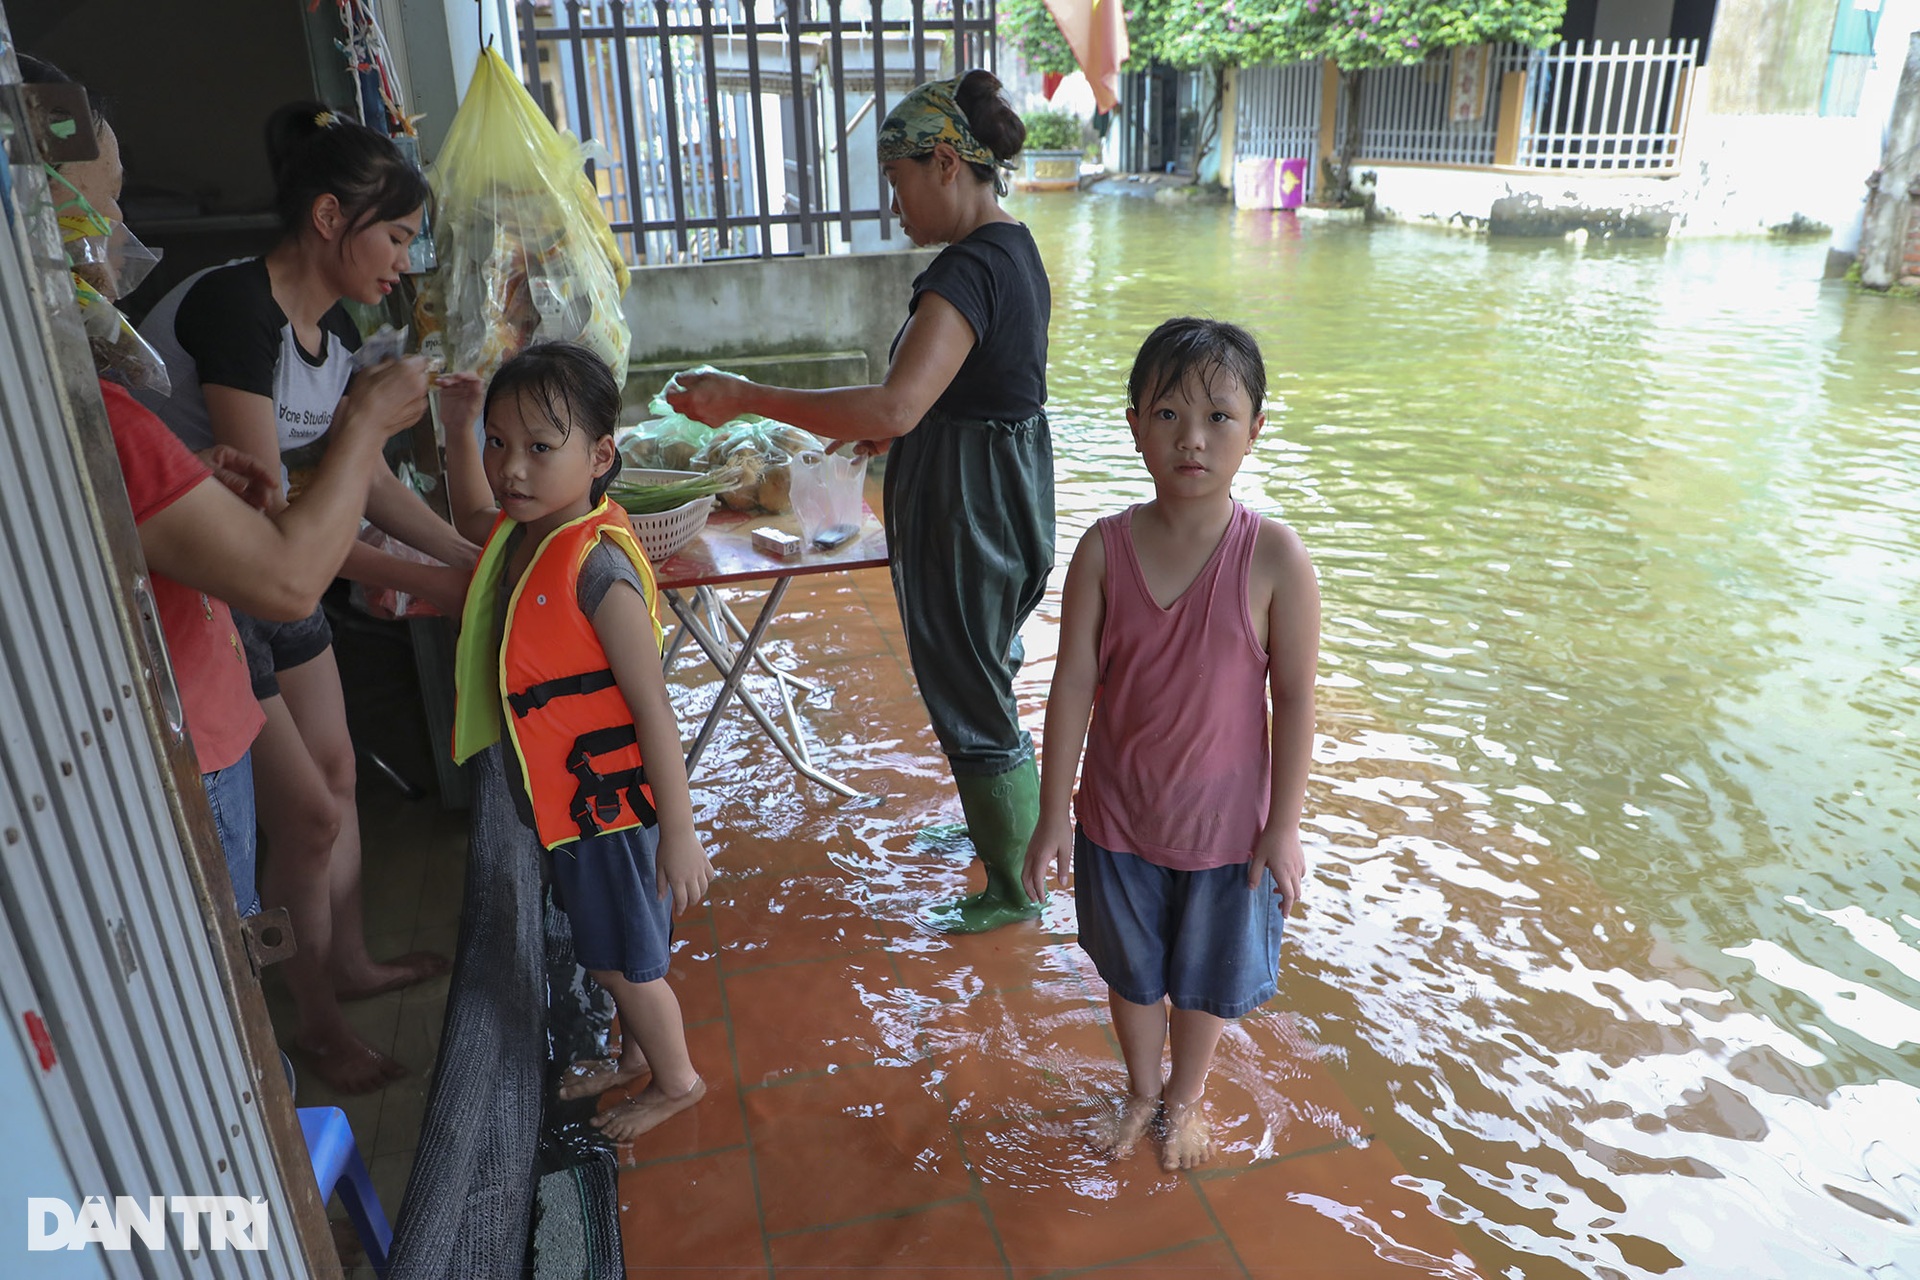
[1100,990,1169,1157]
[252,693,401,1094]
[278,654,445,1000]
[587,971,704,1141]
[1160,1006,1229,1171]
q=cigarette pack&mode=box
[752,527,803,558]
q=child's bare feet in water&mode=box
[1160,1097,1214,1171]
[558,1047,650,1101]
[1094,1093,1163,1159]
[593,1075,706,1142]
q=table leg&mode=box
[663,583,861,799]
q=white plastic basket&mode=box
[619,468,712,564]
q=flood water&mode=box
[1005,194,1920,1277]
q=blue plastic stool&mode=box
[298,1106,393,1276]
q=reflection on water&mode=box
[1013,196,1920,1277]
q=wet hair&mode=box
[484,342,625,504]
[949,69,1026,184]
[264,101,428,240]
[18,54,110,131]
[1128,317,1268,416]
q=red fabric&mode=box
[1043,0,1130,113]
[101,381,264,773]
[1043,72,1065,100]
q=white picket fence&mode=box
[1232,39,1700,183]
[1517,39,1699,170]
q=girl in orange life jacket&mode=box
[439,343,714,1141]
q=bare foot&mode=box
[335,951,450,1002]
[558,1051,650,1101]
[292,1033,407,1096]
[1160,1098,1214,1172]
[592,1076,707,1142]
[1094,1093,1162,1159]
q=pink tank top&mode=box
[1075,502,1270,870]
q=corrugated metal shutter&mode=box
[0,38,323,1279]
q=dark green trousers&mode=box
[883,409,1055,778]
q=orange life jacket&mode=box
[451,498,665,851]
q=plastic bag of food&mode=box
[632,367,822,512]
[421,47,631,384]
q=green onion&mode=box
[609,467,742,515]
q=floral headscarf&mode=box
[875,76,1013,196]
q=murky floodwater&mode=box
[1000,194,1920,1278]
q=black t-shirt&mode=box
[136,257,361,456]
[897,221,1050,423]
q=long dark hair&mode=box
[484,343,625,505]
[952,69,1026,185]
[264,101,428,239]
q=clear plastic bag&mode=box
[789,449,866,547]
[422,47,631,383]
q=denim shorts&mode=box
[546,822,672,984]
[233,605,333,700]
[1073,827,1286,1019]
[202,752,260,917]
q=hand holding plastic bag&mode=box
[421,47,631,383]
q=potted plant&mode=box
[1018,108,1084,192]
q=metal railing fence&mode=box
[1515,39,1698,170]
[1336,44,1535,166]
[516,0,996,263]
[1234,62,1321,202]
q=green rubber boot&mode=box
[924,758,1043,934]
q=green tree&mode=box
[998,0,1080,76]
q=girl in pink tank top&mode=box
[1022,319,1321,1174]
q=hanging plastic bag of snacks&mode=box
[420,47,630,386]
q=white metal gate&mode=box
[1234,62,1321,202]
[0,26,328,1278]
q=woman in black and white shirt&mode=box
[140,104,471,1094]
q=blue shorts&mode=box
[1073,828,1286,1019]
[233,605,333,701]
[202,752,260,917]
[546,823,672,984]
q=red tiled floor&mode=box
[891,930,1086,1003]
[669,917,727,1027]
[962,1117,1221,1275]
[769,1197,1007,1278]
[619,1147,767,1274]
[743,1063,975,1234]
[1200,1141,1486,1280]
[921,988,1120,1125]
[711,867,913,970]
[1023,1236,1246,1278]
[599,1018,747,1166]
[597,571,1471,1279]
[723,951,909,1085]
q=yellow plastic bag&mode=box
[421,47,631,384]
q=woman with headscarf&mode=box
[669,69,1053,934]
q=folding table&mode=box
[651,509,888,798]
